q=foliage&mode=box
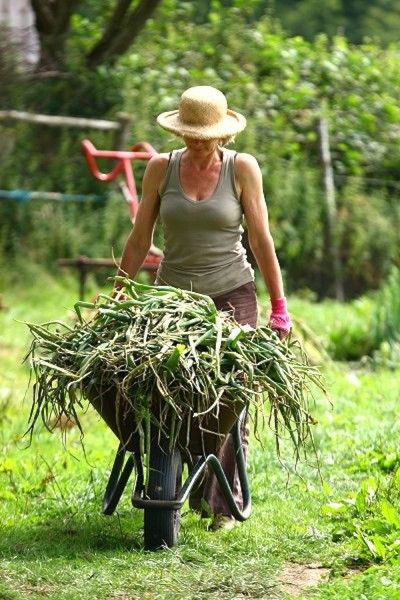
[336,188,398,295]
[185,0,400,46]
[121,8,400,179]
[0,193,130,272]
[373,266,400,347]
[2,5,400,296]
[323,471,400,563]
[326,297,375,361]
[296,267,400,362]
[371,266,400,368]
[269,0,400,46]
[0,29,21,109]
[373,341,400,371]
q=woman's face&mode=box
[183,136,219,155]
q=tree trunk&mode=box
[30,0,163,71]
[87,0,163,67]
[30,0,81,72]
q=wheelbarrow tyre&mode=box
[144,444,182,550]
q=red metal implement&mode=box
[81,139,162,271]
[81,139,157,221]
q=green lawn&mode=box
[0,274,399,599]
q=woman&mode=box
[117,86,291,530]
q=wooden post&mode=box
[113,112,133,149]
[318,111,345,302]
[78,261,88,301]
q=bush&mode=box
[0,192,130,275]
[370,266,400,368]
[336,188,398,296]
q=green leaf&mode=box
[380,500,400,529]
[164,344,186,372]
[0,489,16,501]
[359,531,378,558]
[371,536,387,560]
[321,502,348,515]
[0,458,17,473]
[355,489,366,513]
[365,518,392,535]
[226,326,245,349]
[361,477,378,505]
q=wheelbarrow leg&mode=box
[102,443,135,515]
[230,414,251,518]
[143,444,182,550]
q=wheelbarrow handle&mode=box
[81,139,157,182]
[81,139,157,220]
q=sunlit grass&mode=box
[1,274,399,599]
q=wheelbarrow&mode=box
[87,384,252,550]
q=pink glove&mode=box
[269,297,292,339]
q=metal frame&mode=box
[102,415,251,521]
[81,139,157,221]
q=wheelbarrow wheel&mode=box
[144,443,182,550]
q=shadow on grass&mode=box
[0,510,145,558]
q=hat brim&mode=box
[157,109,246,140]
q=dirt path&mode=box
[278,562,330,596]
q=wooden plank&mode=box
[57,256,160,299]
[0,110,120,130]
[57,257,159,269]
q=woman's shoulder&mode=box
[148,152,170,168]
[146,150,183,195]
[233,152,261,178]
[147,148,185,169]
[145,152,172,182]
[234,152,259,167]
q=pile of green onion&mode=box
[25,278,324,460]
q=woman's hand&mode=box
[269,297,292,339]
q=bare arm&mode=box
[117,154,168,280]
[235,153,284,301]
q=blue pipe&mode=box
[0,189,107,202]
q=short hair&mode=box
[219,135,236,146]
[177,134,236,146]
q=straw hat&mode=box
[157,86,246,140]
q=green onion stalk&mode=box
[25,278,325,464]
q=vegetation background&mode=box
[1,0,400,299]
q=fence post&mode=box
[318,110,345,301]
[113,112,133,149]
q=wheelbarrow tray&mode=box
[85,382,244,456]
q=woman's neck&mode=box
[183,146,223,170]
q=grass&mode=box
[1,273,400,599]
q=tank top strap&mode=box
[159,149,181,196]
[221,148,239,201]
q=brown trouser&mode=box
[191,281,258,517]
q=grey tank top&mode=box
[156,148,254,296]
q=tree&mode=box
[30,0,163,72]
[267,0,400,45]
